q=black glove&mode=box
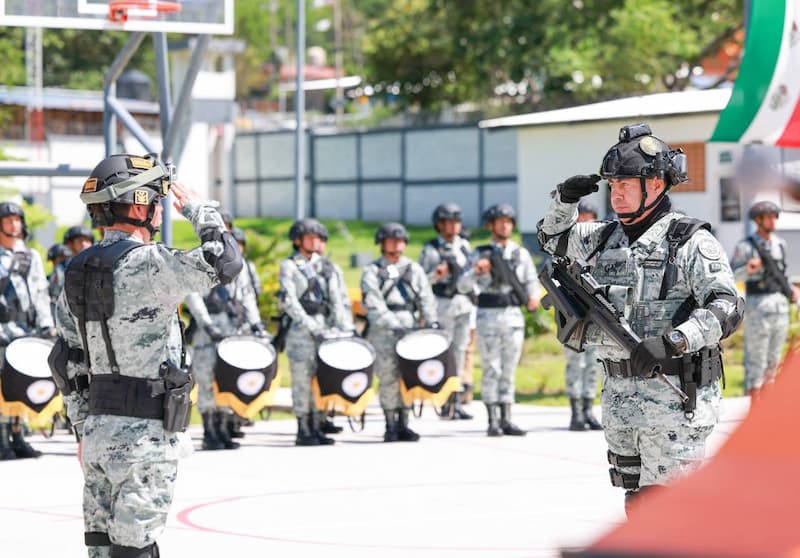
[204,324,224,343]
[251,322,267,337]
[558,174,601,203]
[630,335,679,378]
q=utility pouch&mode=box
[151,361,193,433]
[48,336,72,395]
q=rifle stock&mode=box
[488,248,529,308]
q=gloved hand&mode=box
[558,174,601,203]
[251,322,268,337]
[204,324,224,343]
[38,326,58,340]
[630,335,678,378]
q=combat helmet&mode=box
[482,203,516,225]
[63,225,95,245]
[0,201,27,239]
[289,218,325,242]
[599,122,688,219]
[374,222,409,244]
[748,200,781,220]
[431,203,462,228]
[80,153,171,234]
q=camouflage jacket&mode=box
[0,240,54,340]
[361,255,437,330]
[419,234,474,316]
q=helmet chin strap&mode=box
[615,176,669,221]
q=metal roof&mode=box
[0,86,160,114]
[479,88,732,130]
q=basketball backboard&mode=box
[0,0,233,34]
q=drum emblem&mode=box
[417,360,444,386]
[26,380,56,405]
[341,372,369,398]
[236,371,266,397]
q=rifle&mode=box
[749,238,794,299]
[485,246,529,308]
[539,256,688,402]
[271,313,292,353]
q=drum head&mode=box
[318,338,376,372]
[5,337,55,378]
[217,335,276,370]
[395,329,449,361]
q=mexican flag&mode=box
[711,0,800,145]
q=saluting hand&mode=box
[170,182,200,213]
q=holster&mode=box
[150,361,194,433]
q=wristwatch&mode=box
[665,329,688,356]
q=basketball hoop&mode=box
[108,1,182,23]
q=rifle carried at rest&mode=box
[539,256,687,401]
[271,313,292,353]
[482,245,530,309]
[748,238,794,300]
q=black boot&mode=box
[452,393,473,420]
[0,423,16,460]
[295,414,320,446]
[201,412,225,451]
[397,408,420,442]
[582,397,603,430]
[320,413,343,434]
[569,398,586,431]
[486,403,503,437]
[227,414,245,439]
[10,423,41,458]
[440,393,455,420]
[383,409,400,442]
[499,403,526,436]
[215,412,240,450]
[311,412,335,445]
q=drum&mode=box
[395,328,461,407]
[213,335,278,419]
[313,336,375,417]
[0,337,63,422]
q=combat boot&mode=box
[485,403,503,437]
[320,414,343,434]
[499,403,526,436]
[0,423,16,460]
[383,409,400,442]
[311,412,335,445]
[214,412,240,450]
[201,412,224,451]
[582,398,602,430]
[227,414,245,439]
[440,393,455,420]
[10,423,41,458]
[569,398,586,431]
[295,414,320,446]
[452,393,473,420]
[397,408,420,442]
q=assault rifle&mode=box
[749,239,794,300]
[539,256,687,401]
[484,246,529,308]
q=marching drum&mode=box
[313,336,375,417]
[213,335,278,419]
[0,337,63,422]
[395,328,461,407]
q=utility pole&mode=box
[333,0,344,123]
[294,0,306,219]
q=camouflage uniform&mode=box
[418,235,474,385]
[730,234,791,392]
[185,260,263,415]
[326,258,354,331]
[361,255,437,410]
[279,251,349,416]
[565,345,600,399]
[538,196,739,489]
[55,201,234,556]
[457,240,540,405]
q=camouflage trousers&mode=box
[286,328,318,415]
[368,329,404,410]
[743,305,789,392]
[83,459,178,556]
[602,374,720,488]
[475,308,524,405]
[436,298,472,384]
[565,346,600,399]
[191,342,218,414]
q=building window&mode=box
[672,142,706,192]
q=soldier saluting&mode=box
[51,153,242,557]
[538,123,744,514]
[730,201,799,398]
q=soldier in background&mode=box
[47,243,72,308]
[0,202,55,460]
[278,218,349,446]
[419,203,474,419]
[361,223,437,442]
[458,204,540,437]
[52,153,242,556]
[63,225,95,255]
[564,202,603,431]
[538,123,743,513]
[730,201,799,398]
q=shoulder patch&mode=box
[698,237,721,261]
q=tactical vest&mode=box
[296,256,334,316]
[475,243,524,306]
[375,262,418,312]
[745,236,788,296]
[587,216,710,343]
[0,249,34,325]
[426,238,470,298]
